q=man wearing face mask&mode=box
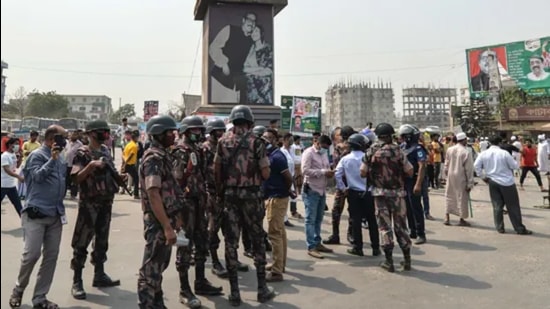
[1,137,24,216]
[203,119,229,279]
[301,134,334,259]
[172,116,222,308]
[65,130,83,199]
[214,105,274,306]
[70,120,126,300]
[137,115,185,308]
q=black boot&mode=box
[237,260,249,272]
[179,272,201,309]
[228,276,241,307]
[71,268,86,300]
[380,249,395,273]
[195,263,223,296]
[92,263,120,287]
[323,222,341,245]
[401,248,411,271]
[257,271,275,303]
[211,250,229,278]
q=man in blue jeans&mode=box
[301,135,334,259]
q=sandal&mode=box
[458,220,471,227]
[443,220,450,226]
[33,299,59,309]
[9,290,23,308]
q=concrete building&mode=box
[1,61,8,108]
[62,95,113,120]
[324,81,395,132]
[402,86,456,131]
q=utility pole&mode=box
[118,97,121,110]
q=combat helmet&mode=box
[205,119,226,134]
[229,105,254,124]
[180,116,205,134]
[85,120,110,132]
[146,115,177,135]
[252,125,267,137]
[374,123,395,137]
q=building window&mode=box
[71,98,75,102]
[83,98,87,102]
[79,106,86,111]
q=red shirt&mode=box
[521,146,537,167]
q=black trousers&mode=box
[65,165,78,197]
[434,162,442,188]
[347,189,379,251]
[519,166,543,187]
[125,164,139,197]
[487,180,527,233]
[405,178,426,238]
[427,164,435,188]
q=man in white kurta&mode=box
[511,136,523,176]
[444,133,475,226]
[537,135,549,176]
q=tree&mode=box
[26,91,69,119]
[167,100,186,122]
[109,103,136,123]
[3,86,29,119]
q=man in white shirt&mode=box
[64,130,83,199]
[115,117,132,152]
[1,137,24,216]
[537,134,549,176]
[480,137,489,152]
[511,136,522,176]
[280,133,303,222]
[474,135,532,235]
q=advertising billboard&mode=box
[143,100,159,122]
[504,106,550,121]
[285,96,322,136]
[207,4,274,105]
[466,37,550,97]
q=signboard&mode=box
[143,100,159,122]
[281,109,291,132]
[206,4,274,105]
[504,106,550,121]
[466,37,550,98]
[287,96,321,135]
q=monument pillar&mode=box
[193,0,287,126]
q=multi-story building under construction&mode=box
[324,80,395,131]
[402,87,456,130]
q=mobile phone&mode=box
[54,135,66,150]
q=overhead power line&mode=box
[10,62,465,78]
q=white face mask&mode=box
[13,145,20,152]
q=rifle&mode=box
[101,157,132,195]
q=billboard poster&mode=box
[207,4,274,105]
[143,100,159,122]
[504,106,550,121]
[466,37,550,97]
[289,96,321,136]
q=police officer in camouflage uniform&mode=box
[70,120,124,300]
[137,115,184,308]
[360,123,414,273]
[172,116,223,308]
[203,118,229,278]
[214,105,275,306]
[324,126,355,245]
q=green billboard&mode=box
[466,37,550,98]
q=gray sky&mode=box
[2,0,549,116]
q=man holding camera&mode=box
[70,120,125,300]
[9,125,67,309]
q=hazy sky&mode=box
[2,0,549,116]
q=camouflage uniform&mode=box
[326,142,353,243]
[215,126,270,298]
[172,140,208,277]
[137,141,185,308]
[203,137,224,254]
[363,141,413,270]
[70,144,120,289]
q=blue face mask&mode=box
[319,148,327,155]
[266,143,273,150]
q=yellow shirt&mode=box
[123,140,138,165]
[22,141,41,162]
[431,141,442,163]
[472,143,480,153]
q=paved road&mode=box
[2,166,549,309]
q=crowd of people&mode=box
[1,106,549,308]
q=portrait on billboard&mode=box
[468,47,507,92]
[208,5,274,105]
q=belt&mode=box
[348,189,366,194]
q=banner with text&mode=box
[466,37,550,98]
[287,96,321,136]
